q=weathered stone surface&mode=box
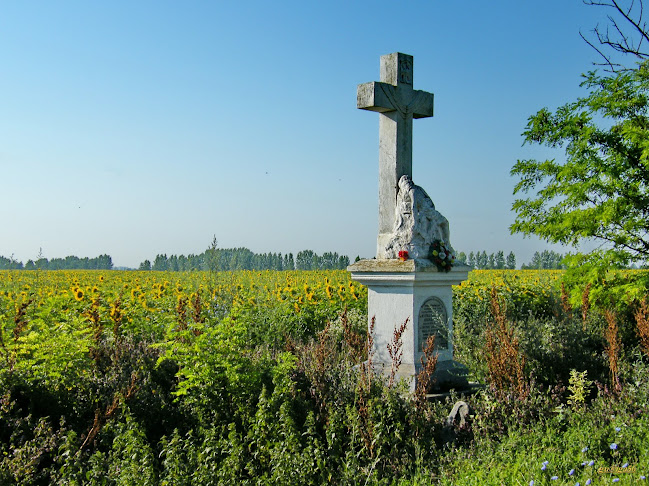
[381,175,453,260]
[347,258,470,276]
[351,53,470,393]
[357,53,434,257]
[446,400,471,428]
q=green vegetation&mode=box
[0,269,647,484]
[511,59,649,269]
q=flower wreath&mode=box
[429,240,455,272]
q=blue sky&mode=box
[0,1,612,268]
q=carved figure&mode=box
[383,175,453,260]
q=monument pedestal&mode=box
[348,259,470,392]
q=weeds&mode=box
[0,298,32,374]
[567,369,591,409]
[485,287,528,400]
[635,299,649,358]
[1,269,648,483]
[604,310,622,392]
[356,316,375,456]
[386,318,408,388]
[415,335,438,405]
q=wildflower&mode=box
[542,464,547,471]
[588,460,595,466]
[569,469,575,476]
[551,476,558,481]
[622,463,628,468]
[585,480,592,485]
[615,427,621,432]
[581,447,588,452]
[610,443,618,450]
[529,481,534,486]
[613,479,619,483]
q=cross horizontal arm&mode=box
[357,82,434,118]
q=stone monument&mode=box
[348,53,470,392]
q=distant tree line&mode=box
[138,248,351,272]
[0,254,114,270]
[455,250,566,270]
[456,250,517,270]
[520,250,566,270]
[0,249,567,272]
[0,256,23,270]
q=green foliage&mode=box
[511,61,649,267]
[440,361,649,485]
[106,411,157,485]
[563,256,649,312]
[567,369,592,409]
[1,269,648,483]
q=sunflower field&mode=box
[1,269,648,484]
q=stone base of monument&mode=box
[348,258,470,393]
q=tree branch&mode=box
[583,0,649,70]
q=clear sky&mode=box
[0,1,613,268]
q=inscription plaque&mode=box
[418,297,448,350]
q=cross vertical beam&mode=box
[357,53,434,257]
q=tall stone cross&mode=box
[357,52,434,257]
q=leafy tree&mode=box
[285,253,295,270]
[34,257,48,270]
[153,254,169,271]
[494,250,506,269]
[506,251,517,270]
[511,62,649,267]
[478,251,489,269]
[0,256,23,270]
[295,250,316,270]
[139,259,152,271]
[522,250,566,270]
[485,253,493,269]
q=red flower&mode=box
[398,250,409,260]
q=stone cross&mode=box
[357,53,434,257]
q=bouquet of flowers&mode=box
[429,240,454,272]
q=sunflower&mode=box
[74,288,84,301]
[325,285,333,300]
